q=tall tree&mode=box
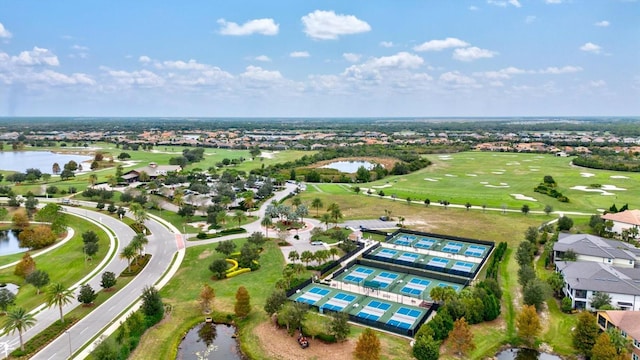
[119,245,137,272]
[573,311,599,358]
[234,286,251,318]
[14,252,36,278]
[354,328,381,360]
[141,286,164,325]
[261,216,273,238]
[0,288,16,314]
[46,283,74,324]
[100,271,117,290]
[264,289,287,317]
[1,307,37,351]
[413,334,440,360]
[311,198,323,216]
[448,317,475,357]
[516,305,541,347]
[232,209,247,228]
[77,284,98,306]
[327,203,343,226]
[329,312,350,342]
[25,269,50,295]
[199,284,215,314]
[591,332,617,360]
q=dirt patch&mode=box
[253,321,355,360]
[198,249,213,260]
[311,157,399,171]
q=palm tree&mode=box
[292,197,302,209]
[129,203,149,229]
[120,245,137,271]
[233,210,247,228]
[243,196,255,216]
[2,307,37,351]
[216,212,228,229]
[311,198,323,217]
[327,203,343,227]
[130,233,149,264]
[46,283,74,324]
[320,213,332,230]
[88,173,98,186]
[329,247,339,260]
[261,216,273,238]
[288,250,300,263]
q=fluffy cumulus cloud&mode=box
[413,37,469,52]
[157,59,210,70]
[594,20,610,27]
[106,68,165,87]
[580,42,602,54]
[217,18,279,36]
[476,66,528,79]
[452,47,497,61]
[439,71,478,88]
[0,22,11,39]
[544,0,563,3]
[254,55,271,62]
[538,66,582,74]
[240,65,282,81]
[139,55,151,63]
[379,41,394,48]
[341,52,424,85]
[343,53,361,63]
[301,10,371,40]
[12,47,60,66]
[290,51,310,58]
[487,0,521,8]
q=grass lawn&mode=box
[0,217,109,312]
[361,151,640,213]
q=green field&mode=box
[360,151,640,213]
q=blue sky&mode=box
[0,0,638,117]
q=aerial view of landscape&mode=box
[0,1,639,360]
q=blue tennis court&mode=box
[452,261,474,272]
[387,307,422,330]
[322,293,357,311]
[297,287,330,305]
[309,287,330,295]
[464,244,487,257]
[344,274,365,283]
[400,278,430,296]
[398,252,419,262]
[356,311,380,321]
[377,248,397,258]
[442,242,463,254]
[354,267,375,274]
[367,300,392,310]
[393,238,412,246]
[371,272,399,288]
[427,257,449,267]
[414,238,435,249]
[397,307,422,318]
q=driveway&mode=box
[340,219,398,231]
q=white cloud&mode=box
[439,71,478,87]
[594,20,610,27]
[301,10,371,40]
[290,51,310,58]
[487,0,521,7]
[469,6,479,10]
[367,52,424,69]
[452,47,497,61]
[413,37,469,52]
[580,42,602,54]
[29,70,95,86]
[240,65,282,81]
[379,41,394,48]
[538,66,583,74]
[71,45,89,51]
[158,59,209,70]
[138,55,151,63]
[590,80,606,87]
[545,0,563,3]
[476,67,528,79]
[341,52,424,84]
[525,16,536,24]
[12,47,60,66]
[106,68,165,87]
[217,18,279,36]
[255,55,271,62]
[343,53,361,63]
[0,22,11,39]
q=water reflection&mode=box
[0,230,29,256]
[176,323,244,360]
[496,348,562,360]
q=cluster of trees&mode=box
[169,148,205,167]
[4,168,51,183]
[533,175,569,203]
[516,238,551,311]
[209,233,265,279]
[572,312,632,359]
[119,233,149,272]
[573,153,640,172]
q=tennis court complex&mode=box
[366,246,481,276]
[387,231,492,259]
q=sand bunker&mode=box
[610,175,629,179]
[372,184,393,189]
[530,169,540,171]
[480,181,489,184]
[506,162,521,166]
[438,155,453,160]
[485,184,510,188]
[491,171,504,175]
[511,194,537,201]
[445,174,457,177]
[466,174,477,177]
[424,178,439,182]
[260,151,279,159]
[570,185,626,196]
[500,183,508,186]
[580,173,595,178]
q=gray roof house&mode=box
[556,260,640,310]
[121,162,181,183]
[553,233,640,268]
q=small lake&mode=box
[0,151,92,173]
[0,230,28,256]
[320,160,375,173]
[176,323,245,360]
[496,348,563,360]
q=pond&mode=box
[0,230,28,256]
[176,323,245,360]
[496,348,563,360]
[320,160,375,173]
[0,151,92,173]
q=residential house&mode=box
[553,233,640,268]
[555,261,640,310]
[602,210,640,239]
[121,162,181,183]
[597,310,640,360]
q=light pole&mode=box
[65,330,72,358]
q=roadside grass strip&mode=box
[464,244,487,257]
[296,287,330,305]
[442,241,463,254]
[427,257,449,267]
[387,307,423,330]
[321,293,357,312]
